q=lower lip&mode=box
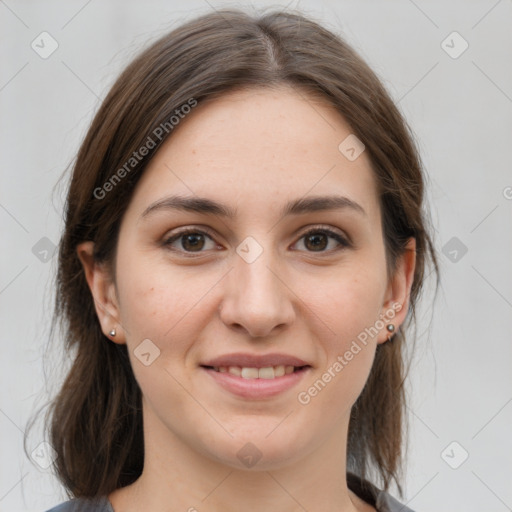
[201,367,310,399]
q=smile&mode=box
[206,365,308,379]
[201,365,311,399]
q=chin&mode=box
[201,430,308,472]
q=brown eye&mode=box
[181,233,206,251]
[163,226,349,257]
[304,232,328,251]
[163,228,217,254]
[293,228,349,253]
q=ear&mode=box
[377,237,417,344]
[76,241,126,345]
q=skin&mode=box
[78,85,416,512]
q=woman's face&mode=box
[82,86,414,470]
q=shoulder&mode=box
[376,491,416,512]
[45,496,113,512]
[347,472,417,512]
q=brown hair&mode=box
[25,7,439,500]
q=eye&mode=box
[292,226,350,253]
[163,225,350,256]
[163,227,218,255]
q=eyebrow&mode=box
[140,194,367,220]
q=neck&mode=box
[109,407,364,512]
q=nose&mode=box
[219,248,296,338]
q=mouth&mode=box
[200,364,311,380]
[199,353,312,398]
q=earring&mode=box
[109,328,116,337]
[386,323,395,341]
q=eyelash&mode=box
[162,225,351,257]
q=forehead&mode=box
[127,86,380,224]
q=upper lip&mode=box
[201,353,311,368]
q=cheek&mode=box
[115,251,220,351]
[114,255,214,405]
[116,248,179,326]
[301,260,385,345]
[294,262,385,408]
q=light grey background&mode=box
[1,1,511,511]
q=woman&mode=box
[35,8,439,512]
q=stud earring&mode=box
[386,323,395,342]
[109,328,116,337]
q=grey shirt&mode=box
[45,473,415,512]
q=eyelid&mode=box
[293,224,351,250]
[162,224,351,255]
[161,225,221,257]
[297,224,348,239]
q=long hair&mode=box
[25,8,439,500]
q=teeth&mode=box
[214,365,302,379]
[258,367,275,379]
[274,365,286,377]
[241,367,259,379]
